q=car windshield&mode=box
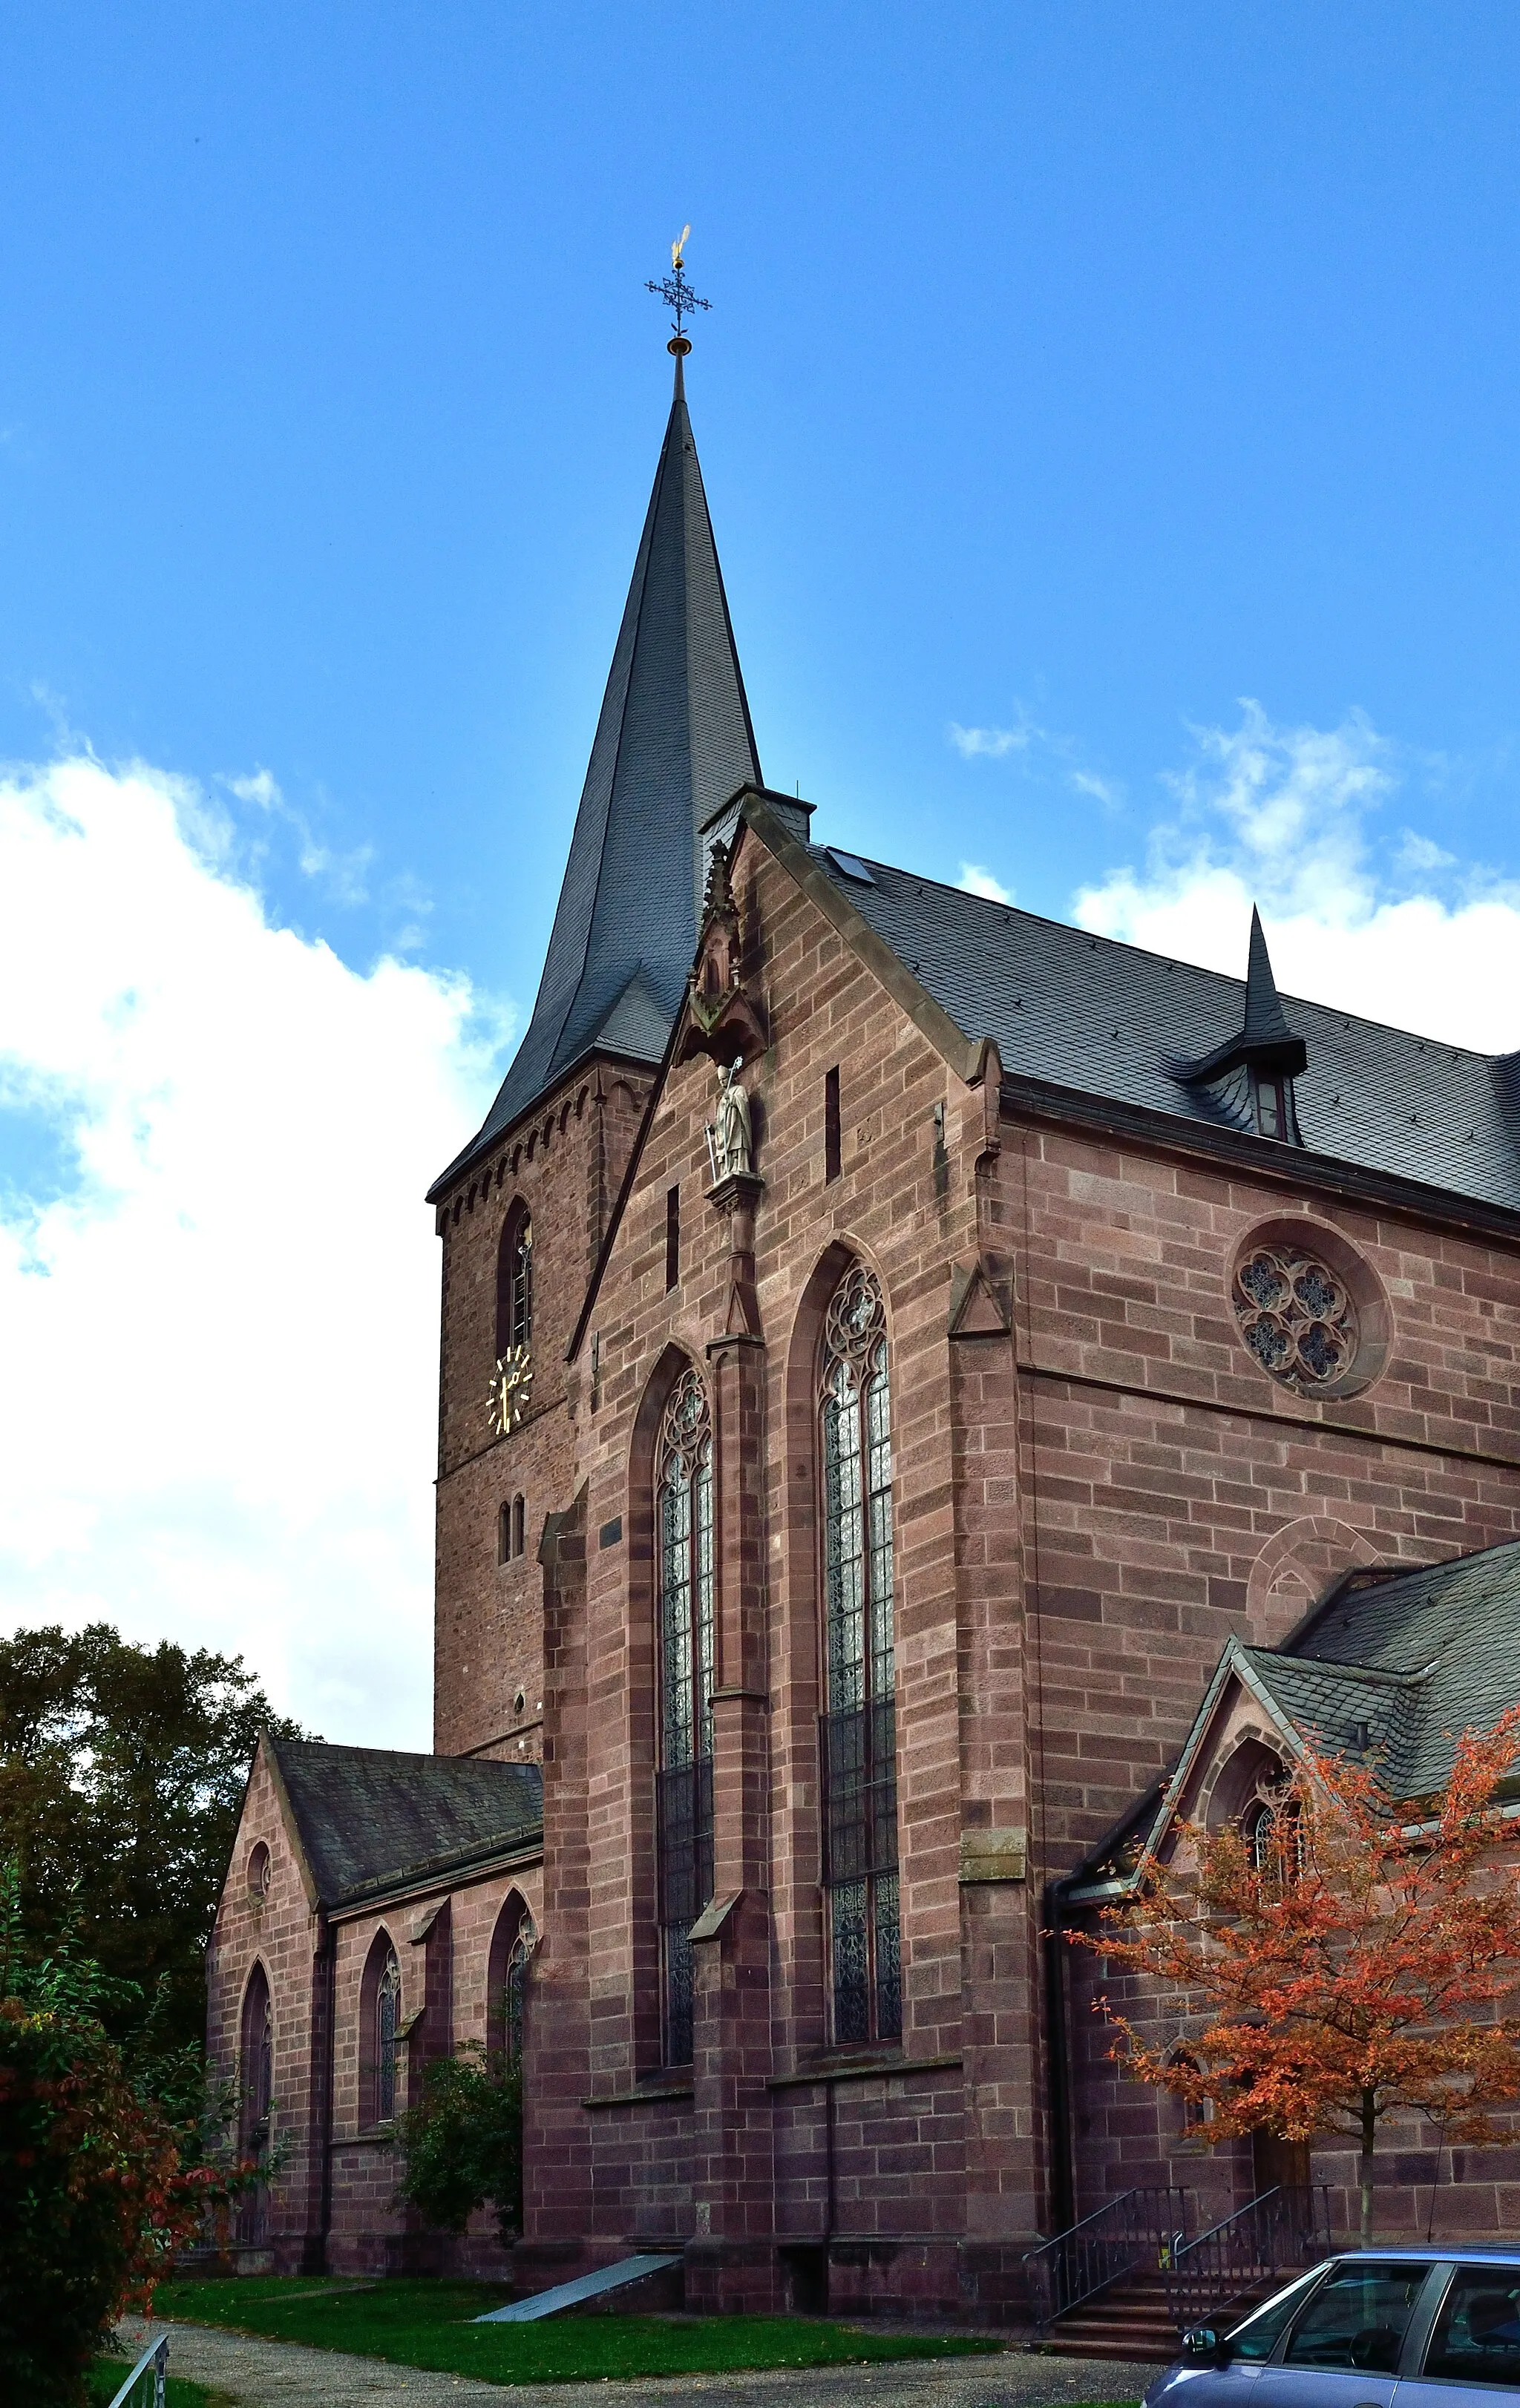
[1422,2266,1520,2388]
[1225,2268,1326,2362]
[1282,2261,1433,2375]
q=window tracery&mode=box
[819,1263,901,2047]
[1233,1241,1358,1391]
[655,1367,715,2065]
[502,1906,536,2064]
[374,1944,402,2123]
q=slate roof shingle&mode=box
[806,847,1520,1216]
[269,1738,542,1909]
[1256,1539,1520,1800]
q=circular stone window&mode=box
[1230,1219,1389,1400]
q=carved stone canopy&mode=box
[676,840,768,1067]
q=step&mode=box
[1041,2334,1179,2363]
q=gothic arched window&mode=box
[237,1963,274,2243]
[819,1263,901,2046]
[655,1366,715,2066]
[239,1964,273,2158]
[497,1207,534,1361]
[372,1942,402,2124]
[1246,1791,1303,1887]
[503,1905,536,2064]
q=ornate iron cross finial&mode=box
[646,225,712,355]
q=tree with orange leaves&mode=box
[1075,1704,1520,2247]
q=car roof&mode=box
[1327,2248,1520,2265]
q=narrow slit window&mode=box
[497,1502,511,1564]
[825,1067,841,1184]
[666,1184,680,1292]
[512,1494,526,1559]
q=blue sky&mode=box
[6,5,1520,1737]
[6,4,1520,985]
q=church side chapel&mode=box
[209,257,1520,2315]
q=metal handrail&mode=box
[1164,2183,1333,2331]
[107,2334,168,2408]
[1022,2183,1193,2335]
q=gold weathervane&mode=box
[646,228,711,355]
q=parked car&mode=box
[1145,2250,1520,2408]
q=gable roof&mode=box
[1067,1539,1520,1899]
[1264,1540,1520,1798]
[267,1737,542,1911]
[429,364,761,1201]
[800,845,1520,1216]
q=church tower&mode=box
[428,339,761,1761]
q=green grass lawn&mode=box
[89,2361,229,2408]
[151,2276,1003,2384]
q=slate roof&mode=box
[805,846,1520,1215]
[269,1737,542,1910]
[1250,1540,1520,1800]
[430,365,761,1199]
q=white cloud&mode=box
[1075,700,1520,1052]
[957,862,1013,904]
[949,721,1029,759]
[0,758,509,1745]
[949,707,1123,805]
[1069,767,1121,808]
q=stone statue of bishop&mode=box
[712,1058,753,1179]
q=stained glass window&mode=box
[375,1946,402,2123]
[655,1368,715,2064]
[819,1264,901,2045]
[1233,1242,1358,1393]
[502,1906,536,2064]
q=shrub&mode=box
[0,1869,243,2407]
[395,2044,522,2247]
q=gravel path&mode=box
[115,2317,1160,2408]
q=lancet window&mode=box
[237,1964,274,2244]
[655,1366,715,2065]
[500,1902,537,2064]
[374,1944,402,2123]
[819,1263,901,2046]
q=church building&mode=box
[208,314,1520,2317]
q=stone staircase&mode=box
[1038,2270,1182,2363]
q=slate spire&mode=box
[1242,905,1296,1050]
[430,361,761,1195]
[1173,902,1307,1086]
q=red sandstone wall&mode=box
[205,1748,322,2272]
[520,822,1520,2297]
[433,1064,650,1757]
[1006,1124,1520,1869]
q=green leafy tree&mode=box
[0,1866,243,2408]
[1075,1707,1520,2246]
[0,1624,309,2054]
[395,2044,523,2246]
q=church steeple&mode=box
[431,339,761,1196]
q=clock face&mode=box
[488,1346,533,1437]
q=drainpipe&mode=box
[1043,1881,1075,2234]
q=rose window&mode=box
[1233,1242,1358,1391]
